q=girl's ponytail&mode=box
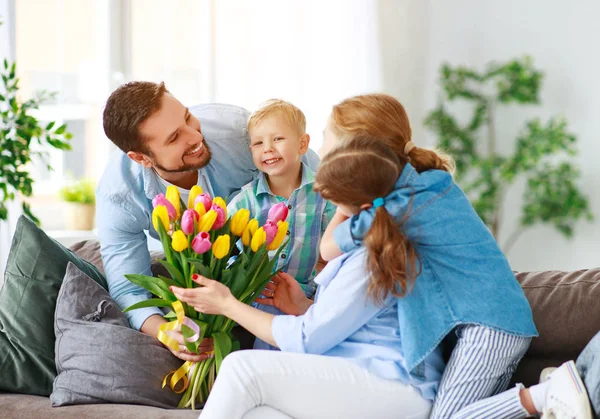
[364,206,420,303]
[315,137,421,304]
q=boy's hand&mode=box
[257,272,313,316]
[171,276,234,315]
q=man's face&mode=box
[133,93,212,173]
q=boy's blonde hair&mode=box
[248,99,306,135]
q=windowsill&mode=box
[47,229,97,248]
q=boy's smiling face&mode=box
[249,113,310,178]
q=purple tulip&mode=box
[263,220,279,245]
[194,193,213,213]
[181,209,198,235]
[211,204,226,230]
[152,194,177,220]
[268,202,289,224]
[191,232,212,254]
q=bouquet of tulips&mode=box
[124,185,289,409]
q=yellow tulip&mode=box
[194,201,207,218]
[171,230,188,252]
[198,209,218,232]
[230,209,250,236]
[267,221,289,251]
[241,218,259,247]
[251,227,267,252]
[212,197,228,220]
[187,185,204,210]
[152,205,170,233]
[241,225,252,247]
[248,219,259,235]
[166,186,181,219]
[212,234,231,259]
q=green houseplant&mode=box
[0,17,72,224]
[425,56,592,252]
[58,178,95,230]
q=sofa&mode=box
[1,224,600,418]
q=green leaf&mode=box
[124,274,177,301]
[123,298,173,312]
[157,259,185,286]
[213,331,233,373]
[187,259,212,278]
[54,124,67,135]
[182,324,199,353]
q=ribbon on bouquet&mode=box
[158,300,202,393]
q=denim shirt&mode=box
[272,248,445,401]
[333,163,538,378]
[96,103,319,330]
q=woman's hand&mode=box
[257,272,313,316]
[171,275,234,315]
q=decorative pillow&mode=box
[0,216,107,395]
[511,268,600,386]
[51,262,183,408]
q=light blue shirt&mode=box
[96,103,319,330]
[271,248,445,401]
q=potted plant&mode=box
[425,56,593,252]
[58,178,96,230]
[0,17,72,224]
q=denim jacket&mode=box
[333,163,538,378]
[96,103,319,330]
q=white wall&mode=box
[395,0,600,271]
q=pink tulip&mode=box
[191,232,211,254]
[152,194,177,220]
[263,220,279,245]
[268,202,289,224]
[194,193,213,213]
[211,204,226,230]
[181,209,198,235]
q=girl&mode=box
[314,93,590,418]
[173,137,444,418]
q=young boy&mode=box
[227,99,336,350]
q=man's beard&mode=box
[149,141,212,174]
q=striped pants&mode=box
[431,324,532,418]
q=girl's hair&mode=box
[330,93,455,174]
[314,137,421,303]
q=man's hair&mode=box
[103,81,169,153]
[247,99,306,135]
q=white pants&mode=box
[199,350,432,419]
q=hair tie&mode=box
[372,197,385,208]
[404,141,416,155]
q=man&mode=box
[97,81,318,361]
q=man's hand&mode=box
[140,314,214,362]
[256,272,313,316]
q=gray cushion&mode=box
[51,263,184,408]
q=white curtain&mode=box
[0,0,19,281]
[211,0,384,151]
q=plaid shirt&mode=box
[227,163,336,297]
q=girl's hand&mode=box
[257,272,313,316]
[319,208,348,261]
[171,275,234,315]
